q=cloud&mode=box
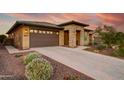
[96,13,124,25]
[2,13,124,33]
[5,13,94,24]
[96,13,124,31]
[6,13,35,19]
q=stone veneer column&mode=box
[80,29,84,46]
[59,30,64,46]
[69,28,76,48]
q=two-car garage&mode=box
[29,28,59,48]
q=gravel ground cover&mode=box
[0,46,93,80]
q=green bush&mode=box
[96,44,106,50]
[25,58,53,80]
[24,52,41,65]
[0,35,7,43]
[63,75,79,80]
[112,48,124,57]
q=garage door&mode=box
[30,30,59,47]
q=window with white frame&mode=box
[43,31,46,34]
[30,30,33,33]
[50,31,53,34]
[47,31,50,34]
[56,32,59,35]
[39,30,42,33]
[34,30,38,33]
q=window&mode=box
[34,30,38,33]
[39,30,42,33]
[56,32,59,35]
[43,31,46,34]
[30,30,33,33]
[47,31,50,34]
[50,31,53,34]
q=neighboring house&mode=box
[6,20,93,49]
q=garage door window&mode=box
[39,30,42,33]
[50,31,53,34]
[43,31,46,34]
[30,30,33,33]
[34,30,38,33]
[47,31,50,34]
[56,32,59,35]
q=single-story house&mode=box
[6,20,93,49]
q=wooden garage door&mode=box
[30,31,59,47]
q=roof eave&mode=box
[58,21,89,27]
[6,21,64,34]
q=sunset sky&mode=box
[0,13,124,34]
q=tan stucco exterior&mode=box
[8,25,23,49]
[7,21,93,49]
[8,25,30,49]
[22,26,30,49]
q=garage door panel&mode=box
[30,32,59,47]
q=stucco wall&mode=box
[8,26,23,49]
[22,26,30,49]
[8,25,30,49]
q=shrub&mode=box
[25,58,53,80]
[24,52,41,65]
[63,75,79,80]
[96,44,106,50]
[15,54,23,58]
[112,48,124,57]
[0,35,7,43]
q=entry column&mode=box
[80,29,85,46]
[69,28,76,47]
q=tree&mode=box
[95,25,124,48]
[0,35,7,44]
[115,32,124,48]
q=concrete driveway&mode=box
[32,46,124,80]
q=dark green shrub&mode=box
[25,58,53,80]
[112,48,124,57]
[96,44,106,50]
[24,52,41,65]
[15,54,23,58]
[63,75,79,80]
[0,35,7,43]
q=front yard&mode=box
[0,46,26,79]
[85,46,124,59]
[0,46,93,80]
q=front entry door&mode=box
[64,31,69,45]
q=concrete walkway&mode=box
[32,46,124,80]
[5,46,32,54]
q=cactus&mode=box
[25,58,53,80]
[24,52,41,65]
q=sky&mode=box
[0,13,124,34]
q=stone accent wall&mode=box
[63,24,85,47]
[80,29,85,46]
[22,26,30,49]
[59,30,64,46]
[84,31,90,45]
[69,28,76,47]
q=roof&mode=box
[58,20,89,27]
[84,28,93,32]
[6,21,63,34]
